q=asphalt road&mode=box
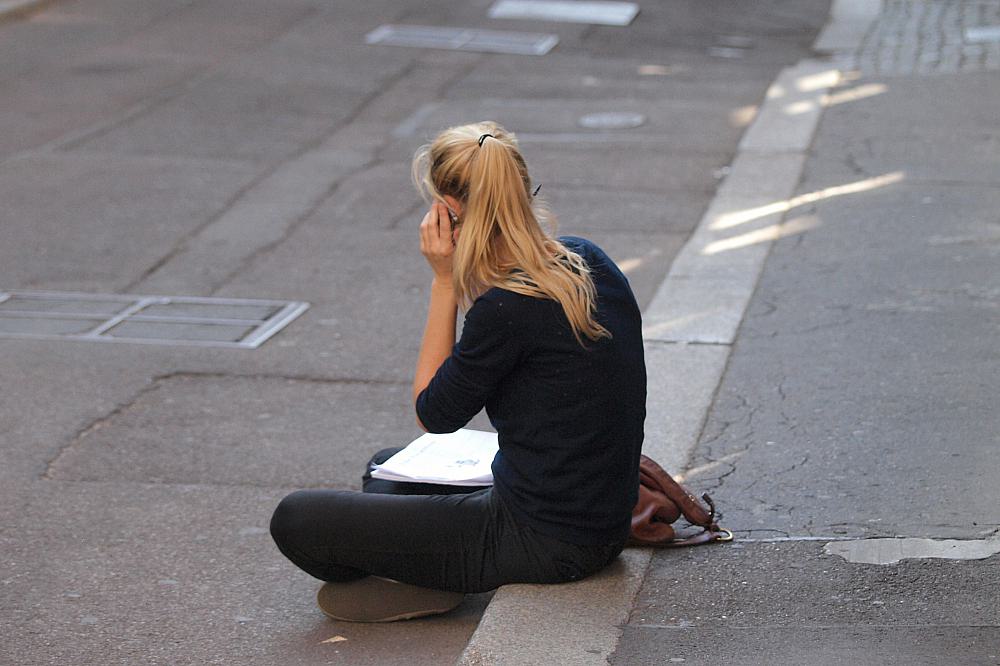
[612,59,1000,666]
[1,1,831,664]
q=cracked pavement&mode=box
[613,51,1000,666]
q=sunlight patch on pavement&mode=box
[675,450,746,482]
[637,64,689,76]
[701,215,820,255]
[617,247,663,274]
[784,82,888,115]
[796,68,840,92]
[709,172,905,231]
[729,105,759,128]
[824,82,888,106]
[642,310,722,339]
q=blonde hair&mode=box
[412,121,610,346]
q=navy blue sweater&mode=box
[416,237,646,545]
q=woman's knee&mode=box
[269,490,368,582]
[269,489,314,548]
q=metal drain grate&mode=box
[488,0,639,26]
[0,290,309,349]
[365,24,558,55]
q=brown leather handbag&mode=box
[629,454,733,547]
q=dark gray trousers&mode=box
[269,448,623,593]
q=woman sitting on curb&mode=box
[269,121,647,622]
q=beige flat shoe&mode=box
[316,576,465,622]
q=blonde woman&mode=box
[270,122,646,622]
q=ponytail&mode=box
[412,122,610,346]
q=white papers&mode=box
[370,429,499,486]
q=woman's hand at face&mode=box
[419,202,457,284]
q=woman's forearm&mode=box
[412,278,458,410]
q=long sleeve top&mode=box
[416,236,646,545]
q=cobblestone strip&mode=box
[857,0,1000,74]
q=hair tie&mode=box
[478,133,494,147]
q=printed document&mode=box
[370,429,498,486]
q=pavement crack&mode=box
[206,50,486,292]
[36,477,363,492]
[206,156,381,293]
[123,164,277,293]
[786,317,854,336]
[862,136,875,159]
[130,24,426,295]
[161,370,409,387]
[40,377,166,481]
[688,390,762,495]
[844,150,870,177]
[375,51,486,163]
[55,4,321,157]
[388,200,427,230]
[778,453,810,475]
[736,528,790,539]
[754,298,779,318]
[39,369,407,481]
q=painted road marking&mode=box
[825,536,1000,565]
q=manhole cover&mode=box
[488,0,639,26]
[577,111,647,129]
[0,290,308,349]
[365,24,558,55]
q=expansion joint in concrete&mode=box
[205,156,380,294]
[130,60,430,294]
[207,52,487,292]
[39,376,166,481]
[38,370,407,481]
[121,156,286,293]
[55,3,322,156]
[159,370,410,387]
[644,339,733,347]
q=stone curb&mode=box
[455,5,871,664]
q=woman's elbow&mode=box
[415,412,462,435]
[415,413,429,432]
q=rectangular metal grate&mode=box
[0,290,309,349]
[365,24,558,55]
[488,0,639,26]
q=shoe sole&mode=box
[316,577,465,622]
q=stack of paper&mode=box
[370,429,499,486]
